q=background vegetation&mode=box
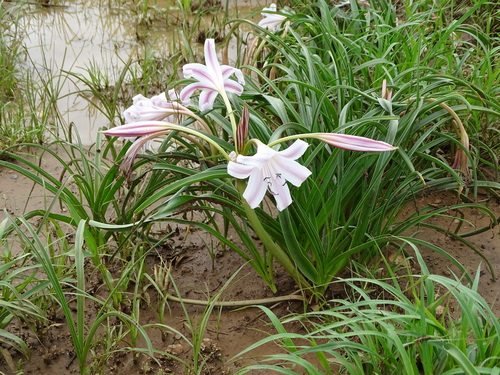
[0,0,499,373]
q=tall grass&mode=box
[0,217,48,372]
[4,213,159,374]
[0,1,46,149]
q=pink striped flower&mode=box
[123,90,179,123]
[228,140,311,211]
[180,39,245,111]
[311,133,397,152]
[102,121,170,138]
[102,121,172,177]
[120,90,181,150]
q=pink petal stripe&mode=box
[183,63,216,87]
[199,90,219,111]
[204,39,223,89]
[223,80,244,95]
[102,122,169,137]
[180,82,215,105]
[221,65,246,85]
[317,133,397,152]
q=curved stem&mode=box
[168,124,232,161]
[267,134,308,148]
[407,97,470,181]
[165,291,305,307]
[171,102,212,136]
[237,180,312,291]
[220,92,239,155]
[267,133,330,149]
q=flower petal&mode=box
[151,92,169,107]
[262,3,277,13]
[199,89,219,111]
[258,17,284,29]
[258,3,287,31]
[204,38,224,90]
[131,94,148,103]
[180,82,214,106]
[227,161,254,179]
[236,144,275,167]
[271,179,292,211]
[271,156,312,187]
[183,63,213,84]
[277,139,309,160]
[223,79,244,95]
[102,121,169,137]
[243,168,268,209]
[221,65,246,85]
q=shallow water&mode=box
[16,0,258,145]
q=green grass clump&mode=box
[82,0,500,295]
[0,2,48,149]
[0,217,47,373]
[235,249,500,374]
[214,0,500,292]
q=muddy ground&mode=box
[0,148,499,374]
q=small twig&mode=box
[164,292,306,307]
[66,353,76,369]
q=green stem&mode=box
[237,180,312,291]
[220,91,239,154]
[267,133,318,148]
[161,123,232,161]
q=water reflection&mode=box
[17,0,259,145]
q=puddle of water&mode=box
[15,0,261,145]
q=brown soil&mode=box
[0,149,499,375]
[400,189,500,310]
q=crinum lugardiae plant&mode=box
[102,7,396,293]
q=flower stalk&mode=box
[268,133,398,152]
[236,180,312,292]
[102,121,232,161]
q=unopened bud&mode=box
[236,104,249,153]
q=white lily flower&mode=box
[180,39,245,111]
[120,90,180,151]
[228,140,311,211]
[258,3,287,32]
[123,90,179,123]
